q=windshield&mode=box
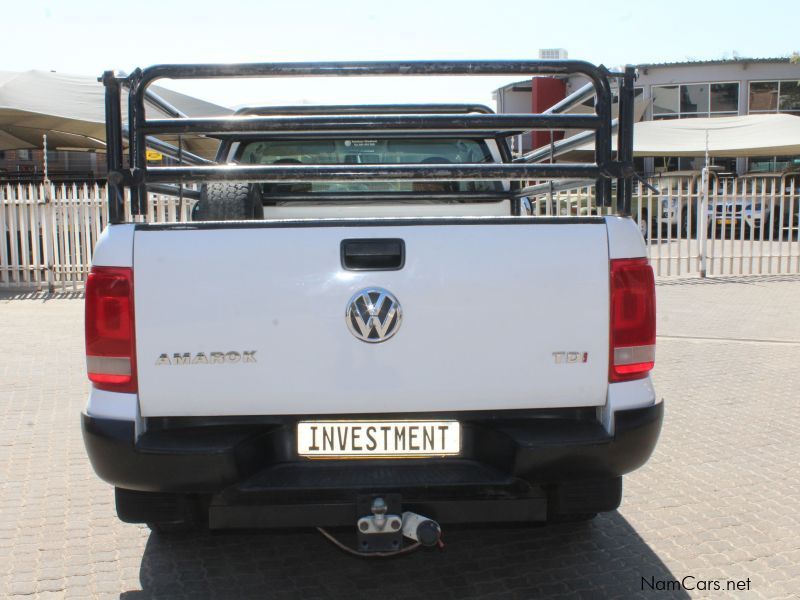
[237,138,502,195]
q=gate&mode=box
[529,174,800,277]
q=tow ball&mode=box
[357,496,441,553]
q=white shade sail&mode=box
[575,113,800,157]
[0,70,231,157]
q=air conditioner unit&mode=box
[538,48,569,60]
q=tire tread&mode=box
[193,182,263,221]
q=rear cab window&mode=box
[236,138,503,197]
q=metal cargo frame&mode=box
[102,61,636,224]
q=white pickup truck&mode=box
[82,61,662,552]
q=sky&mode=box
[2,0,799,109]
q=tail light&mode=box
[609,258,655,382]
[85,266,137,393]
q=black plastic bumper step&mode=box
[237,459,514,492]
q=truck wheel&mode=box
[193,182,264,221]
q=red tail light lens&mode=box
[609,258,655,382]
[85,266,137,393]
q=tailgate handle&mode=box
[341,238,405,271]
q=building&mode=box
[493,56,800,175]
[0,148,104,182]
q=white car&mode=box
[654,168,724,236]
[82,61,662,552]
[707,173,800,238]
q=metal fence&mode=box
[529,174,800,277]
[2,177,799,291]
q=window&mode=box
[749,80,800,115]
[749,82,778,111]
[653,156,736,174]
[710,83,739,112]
[748,156,800,173]
[652,156,706,171]
[17,149,32,161]
[238,138,502,195]
[779,81,800,112]
[653,82,739,119]
[653,85,679,116]
[681,84,708,114]
[710,157,738,175]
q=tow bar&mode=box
[318,496,442,557]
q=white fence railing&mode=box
[528,175,800,277]
[2,178,799,290]
[1,183,194,291]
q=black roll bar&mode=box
[230,191,509,203]
[616,66,636,215]
[143,163,606,185]
[102,71,124,224]
[142,113,602,137]
[103,60,634,223]
[235,104,496,116]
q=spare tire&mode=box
[192,183,264,221]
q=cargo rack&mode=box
[102,60,636,224]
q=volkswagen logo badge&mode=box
[346,287,402,343]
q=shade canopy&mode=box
[575,113,800,157]
[0,70,231,158]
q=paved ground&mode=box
[1,276,799,599]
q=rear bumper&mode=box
[82,403,662,499]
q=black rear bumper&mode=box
[82,403,662,525]
[82,403,662,493]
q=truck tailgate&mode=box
[133,220,610,417]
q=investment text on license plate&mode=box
[297,421,460,458]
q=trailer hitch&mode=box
[317,495,443,557]
[357,496,403,552]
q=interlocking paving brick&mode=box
[1,276,799,598]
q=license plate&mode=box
[297,420,461,458]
